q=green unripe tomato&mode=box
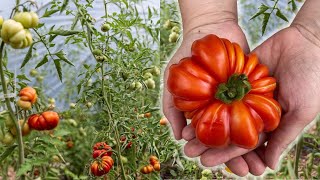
[101,23,110,32]
[134,82,143,91]
[13,11,39,29]
[48,98,55,104]
[129,82,136,90]
[169,32,179,43]
[120,155,128,164]
[144,78,155,89]
[95,55,107,62]
[92,49,102,56]
[36,76,44,82]
[29,69,38,77]
[171,26,180,33]
[163,20,173,29]
[2,132,14,145]
[79,127,87,136]
[143,72,153,79]
[69,103,76,109]
[1,19,26,44]
[151,66,160,76]
[86,102,93,108]
[3,112,14,128]
[67,119,78,127]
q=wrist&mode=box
[178,0,238,37]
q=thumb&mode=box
[252,31,284,75]
[264,109,318,169]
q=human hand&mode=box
[163,0,250,143]
[164,0,320,177]
[224,0,320,175]
[163,0,249,139]
[163,0,267,176]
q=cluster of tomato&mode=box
[140,156,161,174]
[0,11,38,49]
[129,66,160,91]
[90,142,114,176]
[16,87,60,131]
[0,87,60,145]
[163,19,180,43]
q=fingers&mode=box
[265,110,317,169]
[184,138,209,157]
[162,89,186,140]
[225,156,249,177]
[200,134,266,167]
[182,124,195,141]
[225,149,266,177]
[243,151,266,176]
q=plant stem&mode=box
[0,42,25,179]
[294,136,303,177]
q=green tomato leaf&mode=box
[35,55,48,69]
[20,42,35,69]
[0,145,18,163]
[54,59,63,82]
[262,13,271,35]
[17,74,31,82]
[55,50,74,66]
[42,9,59,18]
[291,0,297,12]
[60,0,69,13]
[250,4,269,20]
[49,30,81,36]
[276,9,289,22]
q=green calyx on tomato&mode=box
[215,74,251,104]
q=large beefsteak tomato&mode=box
[167,34,281,149]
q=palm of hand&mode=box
[253,27,320,171]
[164,22,320,176]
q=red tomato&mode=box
[167,34,281,149]
[149,156,159,166]
[92,142,112,158]
[28,111,60,130]
[90,156,114,176]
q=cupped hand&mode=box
[163,20,271,176]
[225,24,320,176]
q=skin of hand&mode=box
[223,0,320,176]
[163,0,320,177]
[163,0,268,176]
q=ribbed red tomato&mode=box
[28,111,59,130]
[167,34,281,149]
[90,156,114,176]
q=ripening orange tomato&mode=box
[140,165,154,174]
